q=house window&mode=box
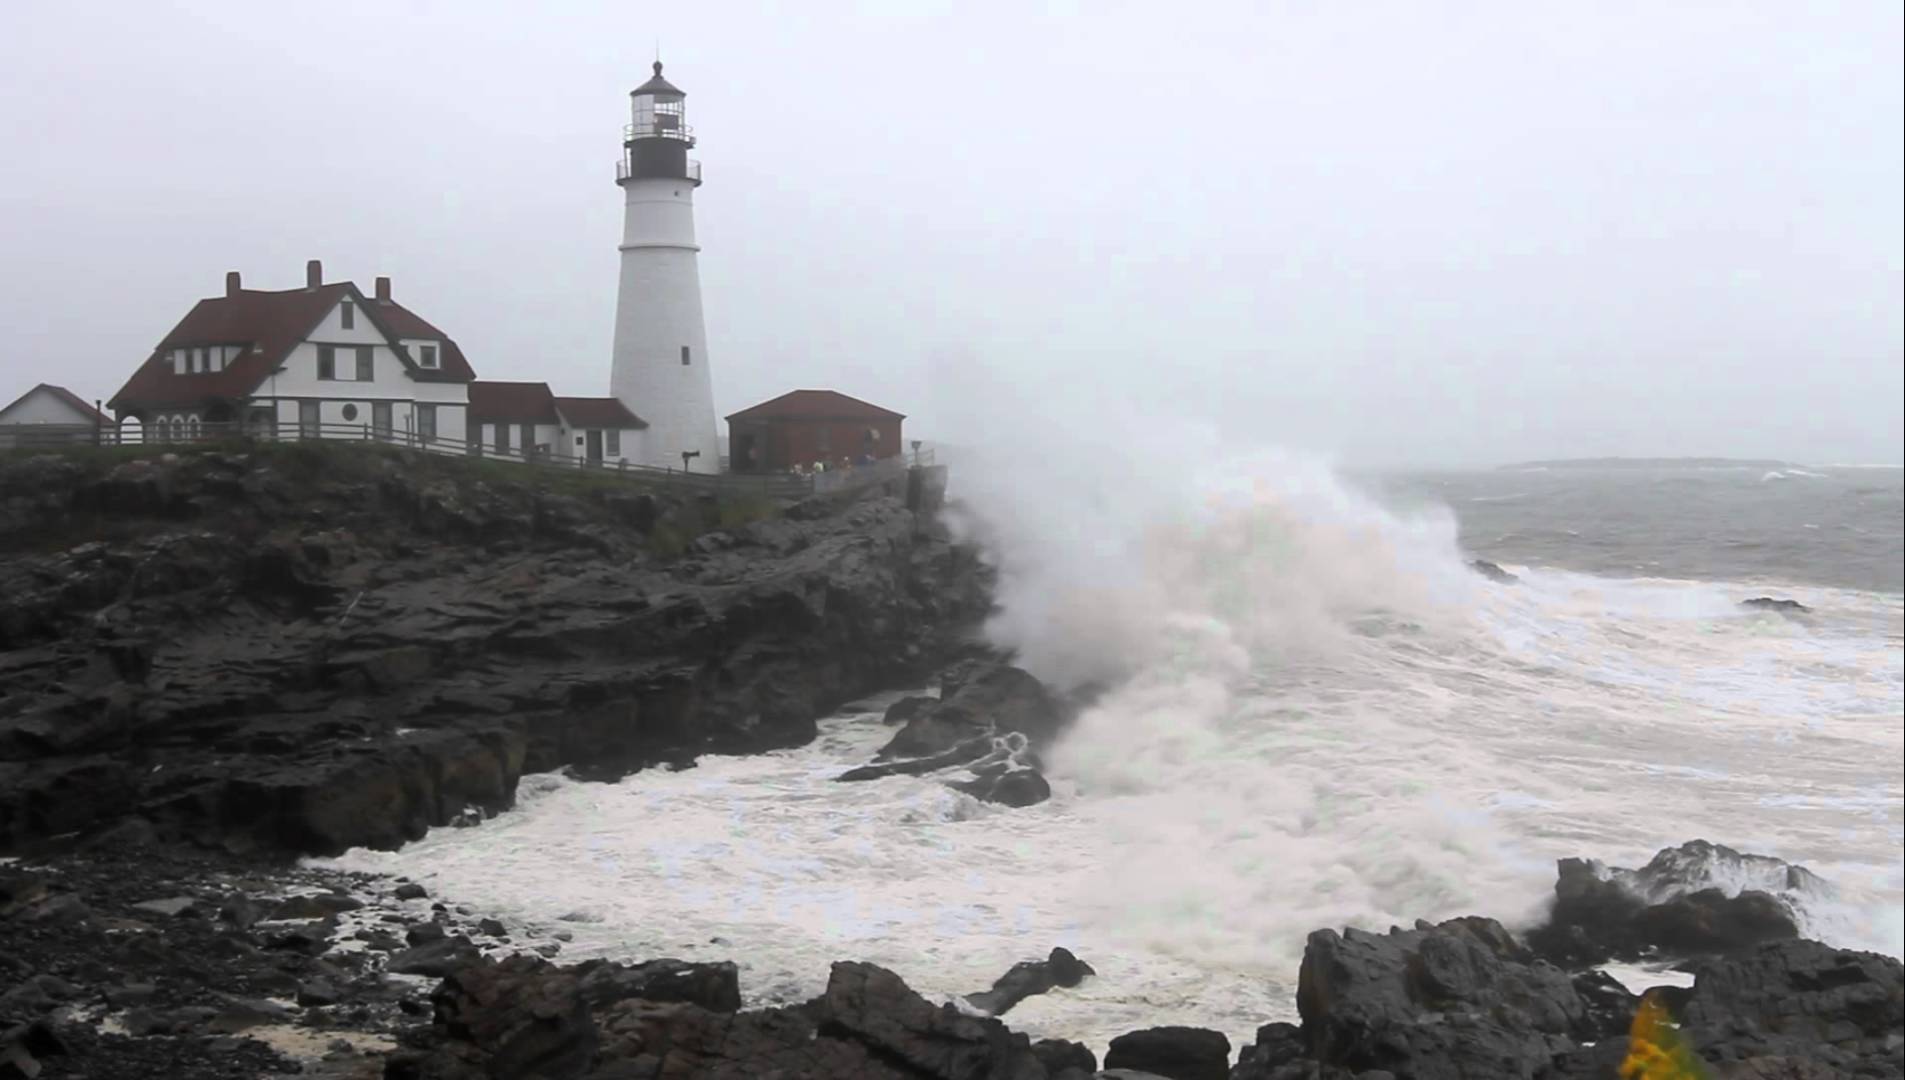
[419,344,439,369]
[495,423,511,453]
[340,301,355,329]
[416,404,437,443]
[342,403,359,422]
[317,345,336,380]
[681,345,691,366]
[606,429,621,456]
[355,346,373,381]
[520,423,534,455]
[199,346,210,371]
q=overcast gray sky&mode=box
[4,1,1900,466]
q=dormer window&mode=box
[340,301,355,330]
[419,344,439,369]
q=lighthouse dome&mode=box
[631,62,684,100]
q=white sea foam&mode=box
[315,428,1903,1053]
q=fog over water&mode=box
[4,2,1901,466]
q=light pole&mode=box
[680,449,701,474]
[910,440,922,467]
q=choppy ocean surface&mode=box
[319,460,1903,1053]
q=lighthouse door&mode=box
[584,429,604,464]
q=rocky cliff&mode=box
[0,443,991,856]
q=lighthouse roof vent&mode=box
[631,61,683,99]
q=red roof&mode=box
[367,298,477,382]
[109,282,475,415]
[469,381,559,424]
[725,389,905,423]
[554,397,646,429]
[0,383,112,425]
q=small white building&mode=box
[109,261,474,444]
[467,381,648,466]
[0,383,113,446]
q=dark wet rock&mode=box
[814,960,1049,1077]
[877,661,1067,760]
[970,767,1051,807]
[296,977,343,1006]
[850,686,1060,808]
[1568,969,1640,1042]
[573,957,741,1012]
[1742,596,1809,613]
[1529,841,1808,965]
[207,992,295,1032]
[1103,1025,1231,1080]
[476,917,506,937]
[948,733,1053,807]
[0,1018,68,1079]
[882,694,940,726]
[1468,558,1519,584]
[399,956,1050,1079]
[0,871,48,916]
[0,446,991,858]
[262,923,332,954]
[217,892,264,929]
[1031,1037,1097,1077]
[388,937,483,977]
[1230,1021,1307,1079]
[394,883,429,901]
[1292,917,1586,1078]
[1675,939,1904,1075]
[837,735,998,782]
[964,946,1095,1016]
[272,891,364,919]
[405,920,447,946]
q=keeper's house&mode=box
[109,261,475,444]
[107,262,641,464]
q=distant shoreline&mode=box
[1498,456,1794,471]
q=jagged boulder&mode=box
[1102,1025,1231,1080]
[394,956,1060,1079]
[844,664,1064,808]
[1741,597,1809,614]
[1676,940,1904,1075]
[963,947,1095,1017]
[1528,841,1809,965]
[877,662,1066,760]
[1468,558,1519,584]
[1291,917,1588,1079]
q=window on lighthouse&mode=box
[681,346,692,366]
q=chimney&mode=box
[374,276,391,303]
[305,259,322,289]
[225,271,242,297]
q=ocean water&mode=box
[318,458,1903,1054]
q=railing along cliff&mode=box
[0,421,925,502]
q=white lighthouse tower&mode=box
[609,62,721,471]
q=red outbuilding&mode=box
[725,390,905,474]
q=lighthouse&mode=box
[609,62,721,471]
